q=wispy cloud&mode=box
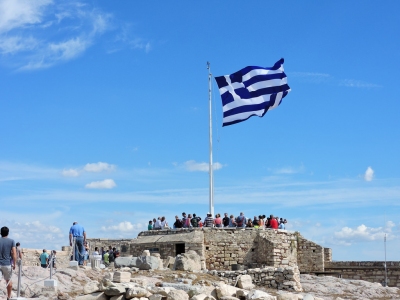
[184,160,223,172]
[85,178,116,189]
[340,79,382,89]
[272,164,305,175]
[61,168,79,177]
[101,221,143,233]
[364,166,374,182]
[0,1,112,70]
[84,162,116,173]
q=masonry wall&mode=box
[296,233,324,272]
[86,239,134,257]
[20,249,71,268]
[210,266,302,292]
[325,261,400,288]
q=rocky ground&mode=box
[1,266,400,300]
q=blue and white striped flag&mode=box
[215,58,290,127]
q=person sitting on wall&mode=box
[160,216,169,229]
[222,213,230,227]
[214,213,222,227]
[266,216,271,228]
[204,213,214,227]
[229,214,236,227]
[236,212,246,228]
[181,213,187,228]
[174,216,183,229]
[154,217,162,230]
[269,214,278,229]
[259,215,266,228]
[148,220,153,230]
[184,214,192,228]
[252,216,259,228]
[278,220,285,229]
[246,218,253,228]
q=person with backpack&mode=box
[191,214,199,227]
[235,212,246,228]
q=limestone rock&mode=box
[126,287,151,299]
[149,295,163,300]
[247,290,276,300]
[220,297,240,300]
[83,281,100,294]
[104,284,127,296]
[174,250,202,271]
[113,271,131,283]
[167,289,189,300]
[215,283,242,298]
[237,275,254,290]
[302,295,314,300]
[276,293,301,300]
[164,256,176,269]
[191,294,217,300]
[110,296,126,300]
[137,256,160,270]
[75,292,108,300]
[236,289,249,298]
[142,250,151,256]
[115,257,139,268]
[148,286,177,296]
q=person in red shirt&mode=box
[269,214,278,229]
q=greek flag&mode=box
[215,58,290,127]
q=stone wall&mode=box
[20,248,71,268]
[296,233,324,272]
[324,247,332,263]
[325,261,400,287]
[84,239,135,257]
[210,266,302,292]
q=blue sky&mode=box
[1,0,400,261]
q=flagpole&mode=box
[207,62,214,217]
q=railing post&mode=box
[17,259,22,297]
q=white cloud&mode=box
[364,166,374,182]
[334,221,395,244]
[184,160,223,172]
[84,162,116,173]
[0,1,112,70]
[101,221,142,232]
[0,0,53,33]
[273,165,305,175]
[1,219,64,249]
[85,179,116,189]
[61,168,79,177]
[340,79,382,88]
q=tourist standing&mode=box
[0,226,16,300]
[236,212,246,228]
[214,214,222,227]
[174,216,183,228]
[191,214,199,227]
[181,213,188,228]
[222,213,230,227]
[39,249,49,268]
[69,221,86,265]
[148,220,153,230]
[270,215,278,229]
[229,215,236,227]
[160,216,168,229]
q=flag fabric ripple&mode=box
[214,58,291,127]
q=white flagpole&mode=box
[207,62,214,217]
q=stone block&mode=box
[113,271,131,283]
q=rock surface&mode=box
[173,250,202,271]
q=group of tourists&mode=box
[39,249,57,268]
[148,212,288,230]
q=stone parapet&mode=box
[209,266,302,292]
[20,248,71,268]
[324,261,400,287]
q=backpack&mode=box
[191,217,198,228]
[109,252,115,262]
[236,217,243,227]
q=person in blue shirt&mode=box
[69,222,86,266]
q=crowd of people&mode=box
[147,212,288,230]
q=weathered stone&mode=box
[83,281,100,294]
[142,250,151,256]
[247,289,276,300]
[149,295,163,300]
[110,296,126,300]
[174,250,202,271]
[113,271,131,283]
[126,287,151,299]
[220,297,240,300]
[137,255,160,270]
[215,283,242,298]
[167,289,189,300]
[148,286,176,296]
[238,275,254,290]
[276,293,301,300]
[302,295,314,300]
[75,292,108,300]
[115,257,139,268]
[104,284,127,296]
